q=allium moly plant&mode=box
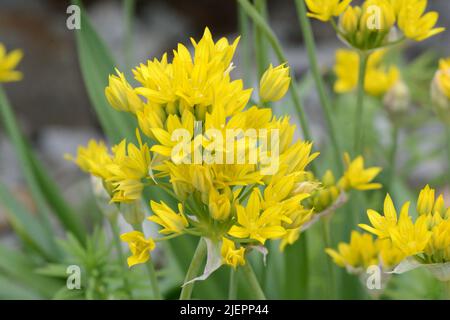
[68,26,384,299]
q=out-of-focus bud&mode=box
[259,64,291,102]
[340,6,360,35]
[209,188,231,221]
[431,58,450,124]
[105,68,144,114]
[383,80,410,120]
[91,176,119,221]
[322,170,336,187]
[121,200,145,226]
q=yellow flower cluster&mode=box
[70,28,322,270]
[334,49,399,96]
[326,230,404,272]
[360,185,450,265]
[306,0,445,50]
[0,44,23,83]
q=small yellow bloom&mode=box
[389,213,431,256]
[326,231,379,270]
[107,131,151,203]
[0,44,23,83]
[228,190,286,244]
[425,220,450,263]
[359,194,406,238]
[305,0,352,22]
[149,201,188,234]
[259,63,290,102]
[105,68,144,114]
[120,231,155,267]
[221,238,245,269]
[338,153,382,191]
[65,140,113,180]
[397,0,445,42]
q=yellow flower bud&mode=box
[209,189,231,221]
[431,58,450,124]
[340,6,360,35]
[259,64,291,102]
[105,68,144,114]
[417,185,435,216]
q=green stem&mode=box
[179,238,207,300]
[237,2,252,86]
[386,124,399,195]
[354,52,369,155]
[237,0,314,145]
[242,262,266,300]
[132,223,162,299]
[445,280,450,300]
[284,233,309,299]
[294,0,344,175]
[254,0,269,79]
[228,268,238,300]
[446,126,450,185]
[321,218,336,299]
[109,218,133,298]
[123,0,135,72]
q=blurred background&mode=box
[0,0,449,244]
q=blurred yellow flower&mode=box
[259,63,290,102]
[334,49,400,96]
[221,238,246,269]
[305,0,352,22]
[326,231,379,270]
[338,153,382,191]
[0,44,23,83]
[397,0,445,42]
[120,231,155,267]
[149,201,188,234]
[431,57,450,124]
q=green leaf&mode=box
[72,0,136,143]
[0,86,85,244]
[0,244,63,298]
[0,274,40,299]
[0,182,59,260]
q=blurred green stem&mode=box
[321,217,336,299]
[294,0,344,175]
[237,0,314,146]
[238,3,251,86]
[386,124,399,195]
[284,234,309,299]
[354,52,369,155]
[228,268,238,300]
[254,0,269,79]
[242,262,266,300]
[445,280,450,300]
[179,238,207,300]
[123,0,135,72]
[132,223,162,299]
[109,217,133,298]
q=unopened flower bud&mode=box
[383,80,410,118]
[259,64,290,102]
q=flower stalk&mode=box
[228,268,238,300]
[294,0,344,175]
[179,238,207,300]
[132,223,162,299]
[242,262,266,300]
[386,124,399,195]
[354,52,369,155]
